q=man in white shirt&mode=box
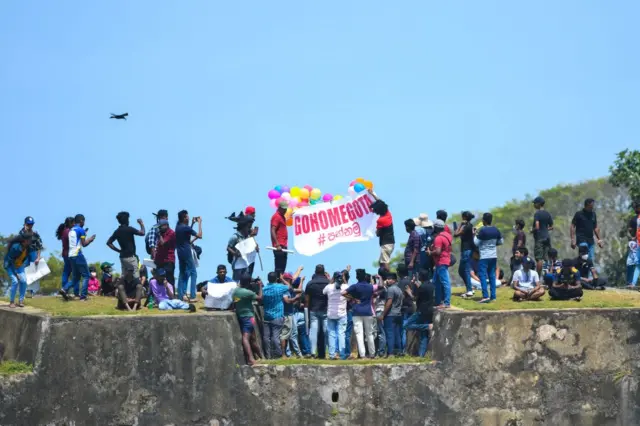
[227,217,257,281]
[512,257,545,301]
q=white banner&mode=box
[25,260,51,285]
[293,192,378,256]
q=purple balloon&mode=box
[281,185,290,194]
[322,194,333,202]
[268,189,281,200]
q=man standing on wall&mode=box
[532,196,554,275]
[154,219,176,286]
[146,209,168,260]
[19,216,43,265]
[107,212,145,279]
[428,219,453,309]
[176,210,203,302]
[271,200,289,275]
[473,213,503,304]
[59,214,96,301]
[571,198,603,262]
[368,189,394,271]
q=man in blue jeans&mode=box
[59,214,96,301]
[262,271,293,359]
[175,210,202,301]
[454,211,476,298]
[305,265,330,358]
[378,272,404,356]
[474,213,504,303]
[404,270,434,357]
[428,219,453,309]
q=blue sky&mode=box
[1,1,638,280]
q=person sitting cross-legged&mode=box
[576,245,606,290]
[149,268,196,312]
[512,257,545,302]
[116,266,144,311]
[549,259,584,302]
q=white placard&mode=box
[25,260,51,285]
[204,282,237,309]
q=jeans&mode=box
[61,256,74,294]
[579,242,596,262]
[178,255,198,300]
[344,311,353,357]
[401,312,412,350]
[274,250,288,275]
[353,316,376,358]
[309,311,328,357]
[632,247,640,286]
[8,267,27,303]
[458,250,473,292]
[327,316,348,359]
[232,267,249,281]
[404,312,430,357]
[287,317,302,356]
[478,258,497,300]
[66,257,90,299]
[433,265,452,306]
[383,315,403,355]
[295,312,311,355]
[158,299,190,310]
[376,318,387,356]
[263,317,285,359]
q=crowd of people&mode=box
[3,193,640,363]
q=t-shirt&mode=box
[404,230,421,265]
[175,224,197,260]
[305,276,329,313]
[533,210,553,241]
[323,284,349,319]
[283,289,298,316]
[459,223,475,252]
[572,210,597,245]
[511,230,526,255]
[61,228,70,258]
[416,281,435,323]
[397,277,415,314]
[385,285,404,317]
[150,279,173,303]
[513,270,540,290]
[576,258,594,279]
[154,228,176,264]
[346,282,374,316]
[233,287,257,318]
[228,232,248,269]
[270,212,288,248]
[377,211,395,246]
[262,283,289,320]
[68,225,87,260]
[433,232,452,266]
[108,226,140,259]
[374,285,388,314]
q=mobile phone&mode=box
[254,226,260,232]
[452,221,458,232]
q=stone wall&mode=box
[1,307,640,425]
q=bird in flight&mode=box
[110,113,128,120]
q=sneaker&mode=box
[478,298,491,304]
[461,291,474,298]
[188,303,196,313]
[58,289,70,301]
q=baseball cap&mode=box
[24,216,35,225]
[282,272,293,281]
[433,219,446,229]
[533,196,545,205]
[245,206,256,216]
[153,209,168,218]
[155,268,166,276]
[100,262,114,270]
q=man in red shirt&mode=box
[154,220,177,286]
[271,200,289,275]
[368,189,395,270]
[427,219,452,309]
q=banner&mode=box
[25,260,51,285]
[293,192,378,256]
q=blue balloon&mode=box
[310,199,318,205]
[274,185,282,194]
[354,183,366,193]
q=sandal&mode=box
[9,303,16,308]
[18,302,25,308]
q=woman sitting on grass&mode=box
[512,257,545,302]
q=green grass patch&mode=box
[0,360,33,375]
[451,286,640,311]
[2,295,205,317]
[261,356,431,366]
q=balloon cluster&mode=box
[267,178,374,226]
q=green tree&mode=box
[610,149,640,203]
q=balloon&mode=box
[350,180,357,187]
[293,196,301,203]
[290,186,301,198]
[364,180,373,190]
[286,216,293,227]
[288,199,298,208]
[304,185,313,191]
[310,188,322,200]
[281,192,291,200]
[281,185,290,194]
[286,207,293,216]
[310,199,318,205]
[354,183,366,193]
[333,195,343,201]
[268,189,281,200]
[274,185,282,194]
[269,199,278,209]
[300,188,310,199]
[322,194,333,202]
[347,186,356,197]
[299,200,309,207]
[356,178,365,184]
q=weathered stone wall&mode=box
[1,307,640,425]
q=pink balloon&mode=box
[304,185,313,191]
[269,199,277,209]
[350,180,357,187]
[268,189,280,200]
[299,200,309,207]
[288,199,298,208]
[322,194,333,202]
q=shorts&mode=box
[238,316,255,334]
[281,315,294,340]
[379,244,395,264]
[534,239,551,261]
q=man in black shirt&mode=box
[549,259,583,301]
[403,270,434,357]
[454,211,475,298]
[571,198,603,262]
[576,245,606,290]
[304,265,330,358]
[532,196,554,275]
[107,211,145,279]
[396,264,415,351]
[116,266,143,311]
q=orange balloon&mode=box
[286,216,293,227]
[364,180,373,190]
[356,177,365,184]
